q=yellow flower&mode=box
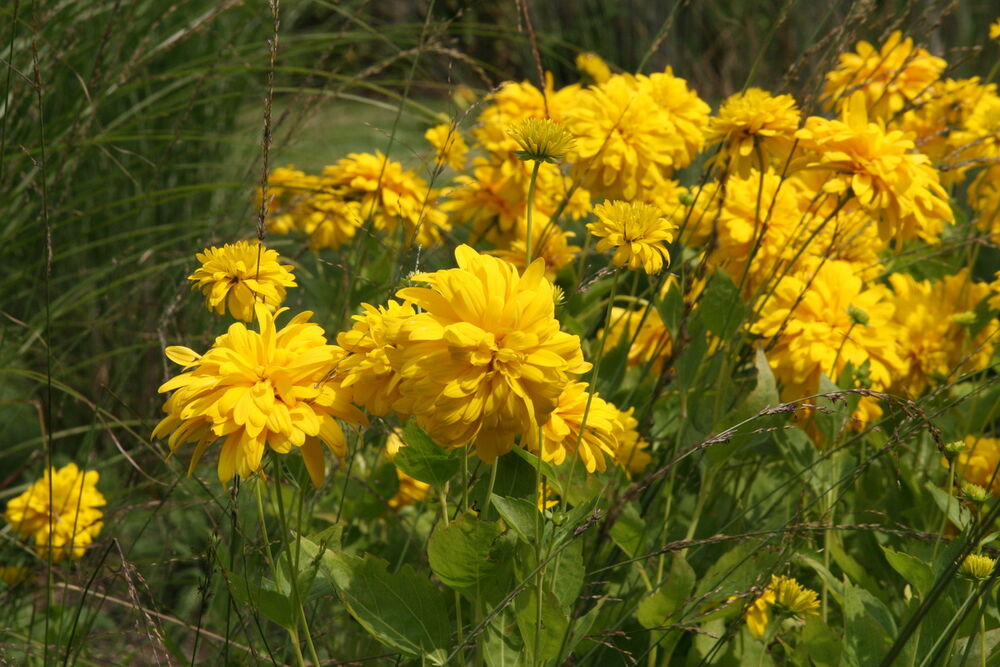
[588,200,675,274]
[538,382,621,473]
[4,463,106,563]
[823,31,946,120]
[491,215,580,280]
[794,93,953,244]
[262,166,322,235]
[322,151,450,246]
[601,306,671,374]
[188,241,297,322]
[261,167,364,250]
[614,407,652,476]
[887,270,998,397]
[992,18,1000,42]
[946,436,1000,496]
[991,270,1000,311]
[751,260,905,402]
[972,165,1000,244]
[473,75,582,155]
[576,52,612,83]
[0,566,29,586]
[152,304,368,487]
[746,575,820,638]
[705,88,801,177]
[337,300,416,417]
[961,554,996,581]
[425,123,468,171]
[507,117,576,164]
[566,71,708,200]
[393,245,590,462]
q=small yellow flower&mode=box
[575,52,612,83]
[3,463,106,563]
[588,200,675,274]
[425,123,468,171]
[188,241,297,322]
[507,118,576,164]
[945,436,1000,496]
[153,304,368,487]
[538,382,621,473]
[960,554,996,581]
[0,566,29,586]
[989,18,1000,42]
[705,88,800,177]
[746,575,820,638]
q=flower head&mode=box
[946,436,1000,496]
[4,463,106,563]
[576,52,612,84]
[392,245,590,462]
[538,382,621,473]
[823,31,946,120]
[961,554,996,581]
[794,93,953,244]
[152,304,368,487]
[991,18,1000,42]
[188,241,297,322]
[507,118,576,164]
[705,88,801,177]
[425,123,468,171]
[589,200,675,274]
[746,575,820,638]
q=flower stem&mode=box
[525,160,542,265]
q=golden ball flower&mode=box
[392,245,590,462]
[746,575,819,638]
[152,304,368,487]
[588,200,676,274]
[188,240,297,322]
[538,382,621,473]
[705,88,801,177]
[4,463,106,563]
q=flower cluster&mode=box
[4,463,106,562]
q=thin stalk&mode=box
[525,160,542,265]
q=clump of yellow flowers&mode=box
[4,463,106,563]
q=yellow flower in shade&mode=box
[472,75,582,155]
[946,436,1000,496]
[751,260,905,402]
[887,270,998,397]
[188,241,297,322]
[152,304,368,487]
[566,71,708,200]
[705,88,801,177]
[746,575,820,638]
[507,117,576,164]
[262,166,322,235]
[425,123,468,171]
[992,18,1000,42]
[491,214,581,280]
[794,93,953,244]
[823,31,946,120]
[322,151,450,247]
[382,431,431,509]
[392,245,590,462]
[3,463,105,563]
[589,200,675,274]
[576,52,612,83]
[991,271,1000,311]
[601,306,671,374]
[961,554,996,581]
[969,165,1000,243]
[337,300,416,417]
[0,566,29,586]
[538,382,621,473]
[614,407,652,476]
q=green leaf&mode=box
[492,494,540,545]
[842,580,896,667]
[637,554,696,630]
[699,269,746,340]
[310,550,450,663]
[799,615,841,667]
[514,588,569,665]
[882,545,935,598]
[225,571,294,629]
[609,501,645,558]
[395,419,462,487]
[549,539,584,611]
[925,481,970,531]
[427,511,514,597]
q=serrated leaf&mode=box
[395,419,461,487]
[311,550,450,663]
[427,511,514,597]
[492,494,539,544]
[609,501,645,558]
[882,545,935,598]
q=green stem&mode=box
[525,160,542,265]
